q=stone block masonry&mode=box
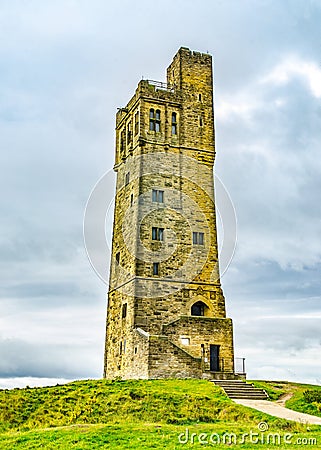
[103,47,237,380]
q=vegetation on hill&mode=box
[0,379,274,432]
[286,386,321,418]
[0,379,320,449]
[251,380,321,418]
[250,380,287,400]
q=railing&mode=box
[235,357,246,375]
[146,79,175,93]
[207,357,246,374]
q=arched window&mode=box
[149,109,155,130]
[149,109,161,132]
[155,109,161,132]
[191,301,206,316]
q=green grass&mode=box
[0,379,273,431]
[0,379,320,449]
[249,380,288,400]
[285,383,321,418]
[250,380,321,419]
[0,423,320,449]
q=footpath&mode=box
[234,399,321,425]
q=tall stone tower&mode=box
[104,47,236,380]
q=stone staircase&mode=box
[212,380,269,400]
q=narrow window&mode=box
[125,172,130,185]
[116,252,120,264]
[153,262,159,275]
[198,93,202,101]
[130,193,134,206]
[134,346,138,354]
[127,121,132,144]
[155,109,161,132]
[192,232,204,245]
[199,116,203,126]
[120,341,122,355]
[122,303,127,318]
[120,128,126,155]
[149,109,155,131]
[134,111,139,135]
[152,189,164,203]
[171,112,177,135]
[152,227,157,240]
[152,227,164,241]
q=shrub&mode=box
[303,390,321,404]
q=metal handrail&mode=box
[146,79,175,92]
[207,357,246,374]
[235,357,246,374]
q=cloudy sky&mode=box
[1,0,320,388]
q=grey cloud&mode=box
[1,282,81,299]
[236,317,321,351]
[0,337,101,378]
[223,260,321,300]
[0,0,320,384]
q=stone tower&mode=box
[104,47,236,380]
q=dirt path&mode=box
[233,399,321,425]
[275,392,293,406]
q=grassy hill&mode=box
[0,378,320,449]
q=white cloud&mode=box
[216,96,260,122]
[261,56,321,98]
[0,377,79,390]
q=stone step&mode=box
[230,392,268,395]
[229,395,268,399]
[220,389,265,393]
[211,380,245,384]
[214,382,251,384]
[211,379,269,400]
[224,390,268,395]
[215,385,257,388]
[214,384,254,387]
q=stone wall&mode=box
[148,335,203,379]
[104,47,236,380]
[163,316,235,373]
